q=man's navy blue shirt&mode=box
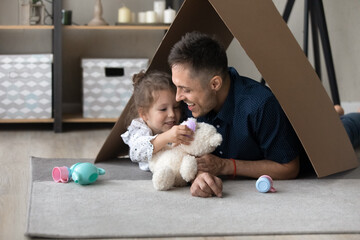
[187,67,300,164]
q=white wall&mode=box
[227,0,360,103]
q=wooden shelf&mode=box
[0,25,168,30]
[64,24,170,30]
[0,25,54,30]
[0,118,54,123]
[0,1,168,131]
[62,114,117,123]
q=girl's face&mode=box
[140,89,181,135]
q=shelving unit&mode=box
[63,25,169,30]
[58,22,168,126]
[62,114,117,123]
[0,1,170,132]
[53,0,170,132]
[0,25,54,30]
[0,118,54,123]
[53,0,62,132]
[0,24,54,125]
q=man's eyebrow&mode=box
[177,85,188,89]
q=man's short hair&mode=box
[168,31,228,82]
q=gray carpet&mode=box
[26,156,360,238]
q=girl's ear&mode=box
[138,108,148,122]
[210,75,222,91]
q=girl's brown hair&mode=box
[132,70,176,113]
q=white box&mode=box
[82,58,148,118]
[0,54,52,119]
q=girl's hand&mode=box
[166,125,194,146]
[151,125,194,154]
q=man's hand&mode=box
[190,172,223,198]
[196,154,228,175]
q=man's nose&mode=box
[176,90,183,102]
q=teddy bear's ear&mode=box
[209,133,223,147]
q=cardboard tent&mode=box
[95,0,358,177]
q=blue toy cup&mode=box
[70,162,106,185]
[256,175,276,193]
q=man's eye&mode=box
[183,89,190,93]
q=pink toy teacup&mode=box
[52,166,70,183]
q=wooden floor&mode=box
[0,125,359,240]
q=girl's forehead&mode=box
[152,89,175,101]
[152,89,174,96]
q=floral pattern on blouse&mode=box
[121,118,157,171]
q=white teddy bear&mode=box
[149,118,223,191]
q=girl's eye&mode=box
[159,108,167,112]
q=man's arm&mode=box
[191,155,299,198]
[197,154,300,180]
[231,156,300,180]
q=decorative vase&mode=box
[88,0,108,26]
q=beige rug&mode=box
[26,157,360,238]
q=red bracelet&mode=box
[230,158,236,178]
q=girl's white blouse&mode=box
[121,118,157,171]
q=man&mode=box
[168,31,301,198]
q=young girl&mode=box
[121,71,194,171]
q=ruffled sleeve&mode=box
[121,118,156,168]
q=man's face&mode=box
[171,64,216,118]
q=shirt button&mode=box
[219,151,223,155]
[216,125,220,128]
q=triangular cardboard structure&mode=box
[95,0,358,177]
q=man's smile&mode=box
[186,102,195,111]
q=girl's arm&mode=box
[151,125,194,154]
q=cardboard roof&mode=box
[95,0,358,177]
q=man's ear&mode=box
[210,75,222,91]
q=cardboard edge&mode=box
[95,96,137,162]
[209,0,358,177]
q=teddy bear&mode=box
[149,118,223,191]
